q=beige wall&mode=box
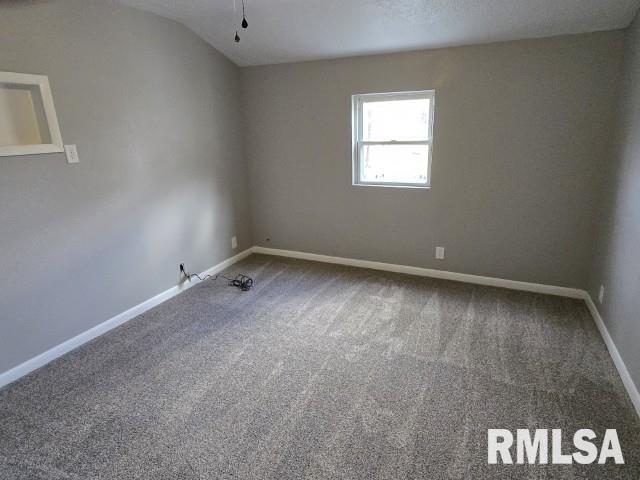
[242,32,625,288]
[0,0,252,373]
[589,13,640,390]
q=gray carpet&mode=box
[0,254,638,479]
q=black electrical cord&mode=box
[180,264,254,291]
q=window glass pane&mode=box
[360,144,429,184]
[362,98,430,141]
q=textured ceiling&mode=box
[119,0,640,66]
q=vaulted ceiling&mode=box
[119,0,640,66]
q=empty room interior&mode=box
[1,0,640,478]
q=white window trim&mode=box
[351,90,435,189]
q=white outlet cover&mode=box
[231,236,238,249]
[64,144,79,164]
[598,285,605,304]
[435,247,445,260]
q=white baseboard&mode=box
[0,248,253,389]
[584,294,640,418]
[252,246,585,298]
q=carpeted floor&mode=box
[0,254,638,479]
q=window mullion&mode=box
[360,140,429,146]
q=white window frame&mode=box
[351,90,435,188]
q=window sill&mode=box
[352,182,431,190]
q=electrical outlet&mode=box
[64,144,79,164]
[435,247,445,260]
[598,285,605,304]
[231,236,238,249]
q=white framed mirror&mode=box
[0,71,64,157]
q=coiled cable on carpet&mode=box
[180,264,254,291]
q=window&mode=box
[352,90,435,188]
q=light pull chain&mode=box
[233,0,248,43]
[242,0,248,29]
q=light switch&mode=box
[64,144,79,164]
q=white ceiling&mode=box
[119,0,640,66]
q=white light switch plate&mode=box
[598,285,605,304]
[231,236,238,249]
[64,144,79,164]
[435,247,445,260]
